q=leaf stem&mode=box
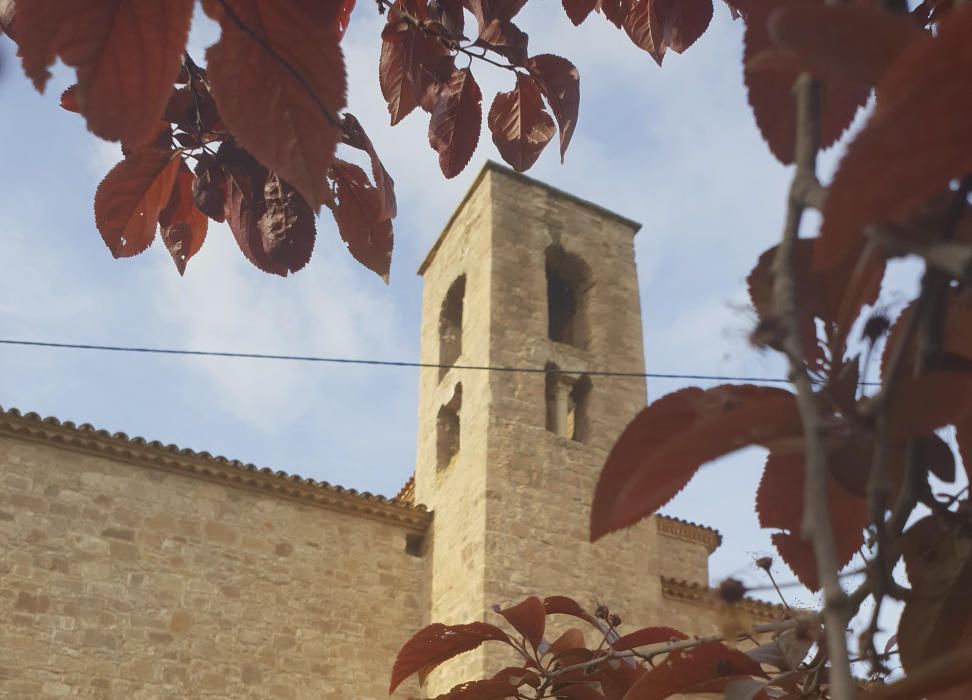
[772,73,857,700]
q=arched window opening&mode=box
[546,247,589,348]
[545,367,591,443]
[437,384,462,471]
[439,275,466,378]
[567,376,591,443]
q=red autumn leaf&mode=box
[389,622,512,693]
[488,74,555,172]
[59,84,80,113]
[623,0,664,65]
[554,685,608,700]
[494,597,546,651]
[15,0,193,145]
[192,155,227,224]
[743,0,870,165]
[328,159,395,281]
[563,0,598,24]
[649,0,714,60]
[429,0,466,38]
[429,68,483,179]
[159,161,209,275]
[624,642,766,700]
[204,0,347,212]
[766,4,922,88]
[612,627,688,652]
[428,678,522,699]
[464,0,529,30]
[341,113,397,221]
[756,450,867,591]
[547,628,588,657]
[899,515,972,676]
[477,19,529,66]
[526,54,579,162]
[380,17,450,125]
[888,371,972,440]
[816,2,972,269]
[543,596,597,625]
[590,385,801,541]
[601,0,635,27]
[94,148,182,259]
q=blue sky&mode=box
[0,4,921,619]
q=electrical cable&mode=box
[0,338,880,385]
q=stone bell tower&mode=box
[413,163,670,694]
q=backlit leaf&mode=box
[888,372,972,440]
[429,68,483,178]
[899,515,972,676]
[390,622,512,693]
[591,385,801,541]
[766,3,922,88]
[756,450,867,591]
[650,0,714,61]
[204,0,346,211]
[624,642,766,700]
[328,159,394,281]
[192,155,227,223]
[159,161,209,275]
[16,0,193,145]
[494,597,546,651]
[743,0,869,165]
[488,74,555,172]
[341,113,397,221]
[817,2,972,269]
[380,15,450,125]
[94,148,181,259]
[259,172,316,274]
[526,54,579,161]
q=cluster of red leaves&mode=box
[391,595,818,699]
[3,0,393,279]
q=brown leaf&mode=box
[488,74,555,172]
[341,113,397,221]
[429,68,483,179]
[380,15,451,125]
[94,148,182,258]
[328,159,394,281]
[526,54,580,162]
[543,596,597,625]
[192,155,227,223]
[159,161,208,275]
[204,0,346,211]
[547,628,588,657]
[899,515,972,677]
[816,2,972,269]
[756,450,867,591]
[888,371,972,440]
[494,597,546,651]
[611,627,688,652]
[625,642,766,700]
[389,622,512,693]
[259,172,316,274]
[743,0,870,165]
[591,385,801,541]
[623,0,663,64]
[477,19,529,65]
[563,0,598,24]
[649,0,714,60]
[16,0,193,145]
[59,84,79,113]
[766,3,922,88]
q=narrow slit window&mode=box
[439,275,466,378]
[568,376,591,443]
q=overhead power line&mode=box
[0,338,879,386]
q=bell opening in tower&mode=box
[545,246,589,348]
[439,275,466,379]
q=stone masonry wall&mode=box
[0,435,425,700]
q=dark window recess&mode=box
[439,276,466,378]
[405,533,424,557]
[547,268,577,344]
[436,384,462,471]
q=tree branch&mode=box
[862,648,972,700]
[772,73,857,700]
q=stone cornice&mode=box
[0,406,431,534]
[655,514,722,553]
[661,577,782,621]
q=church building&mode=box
[0,163,775,698]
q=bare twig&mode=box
[862,647,972,700]
[771,73,856,700]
